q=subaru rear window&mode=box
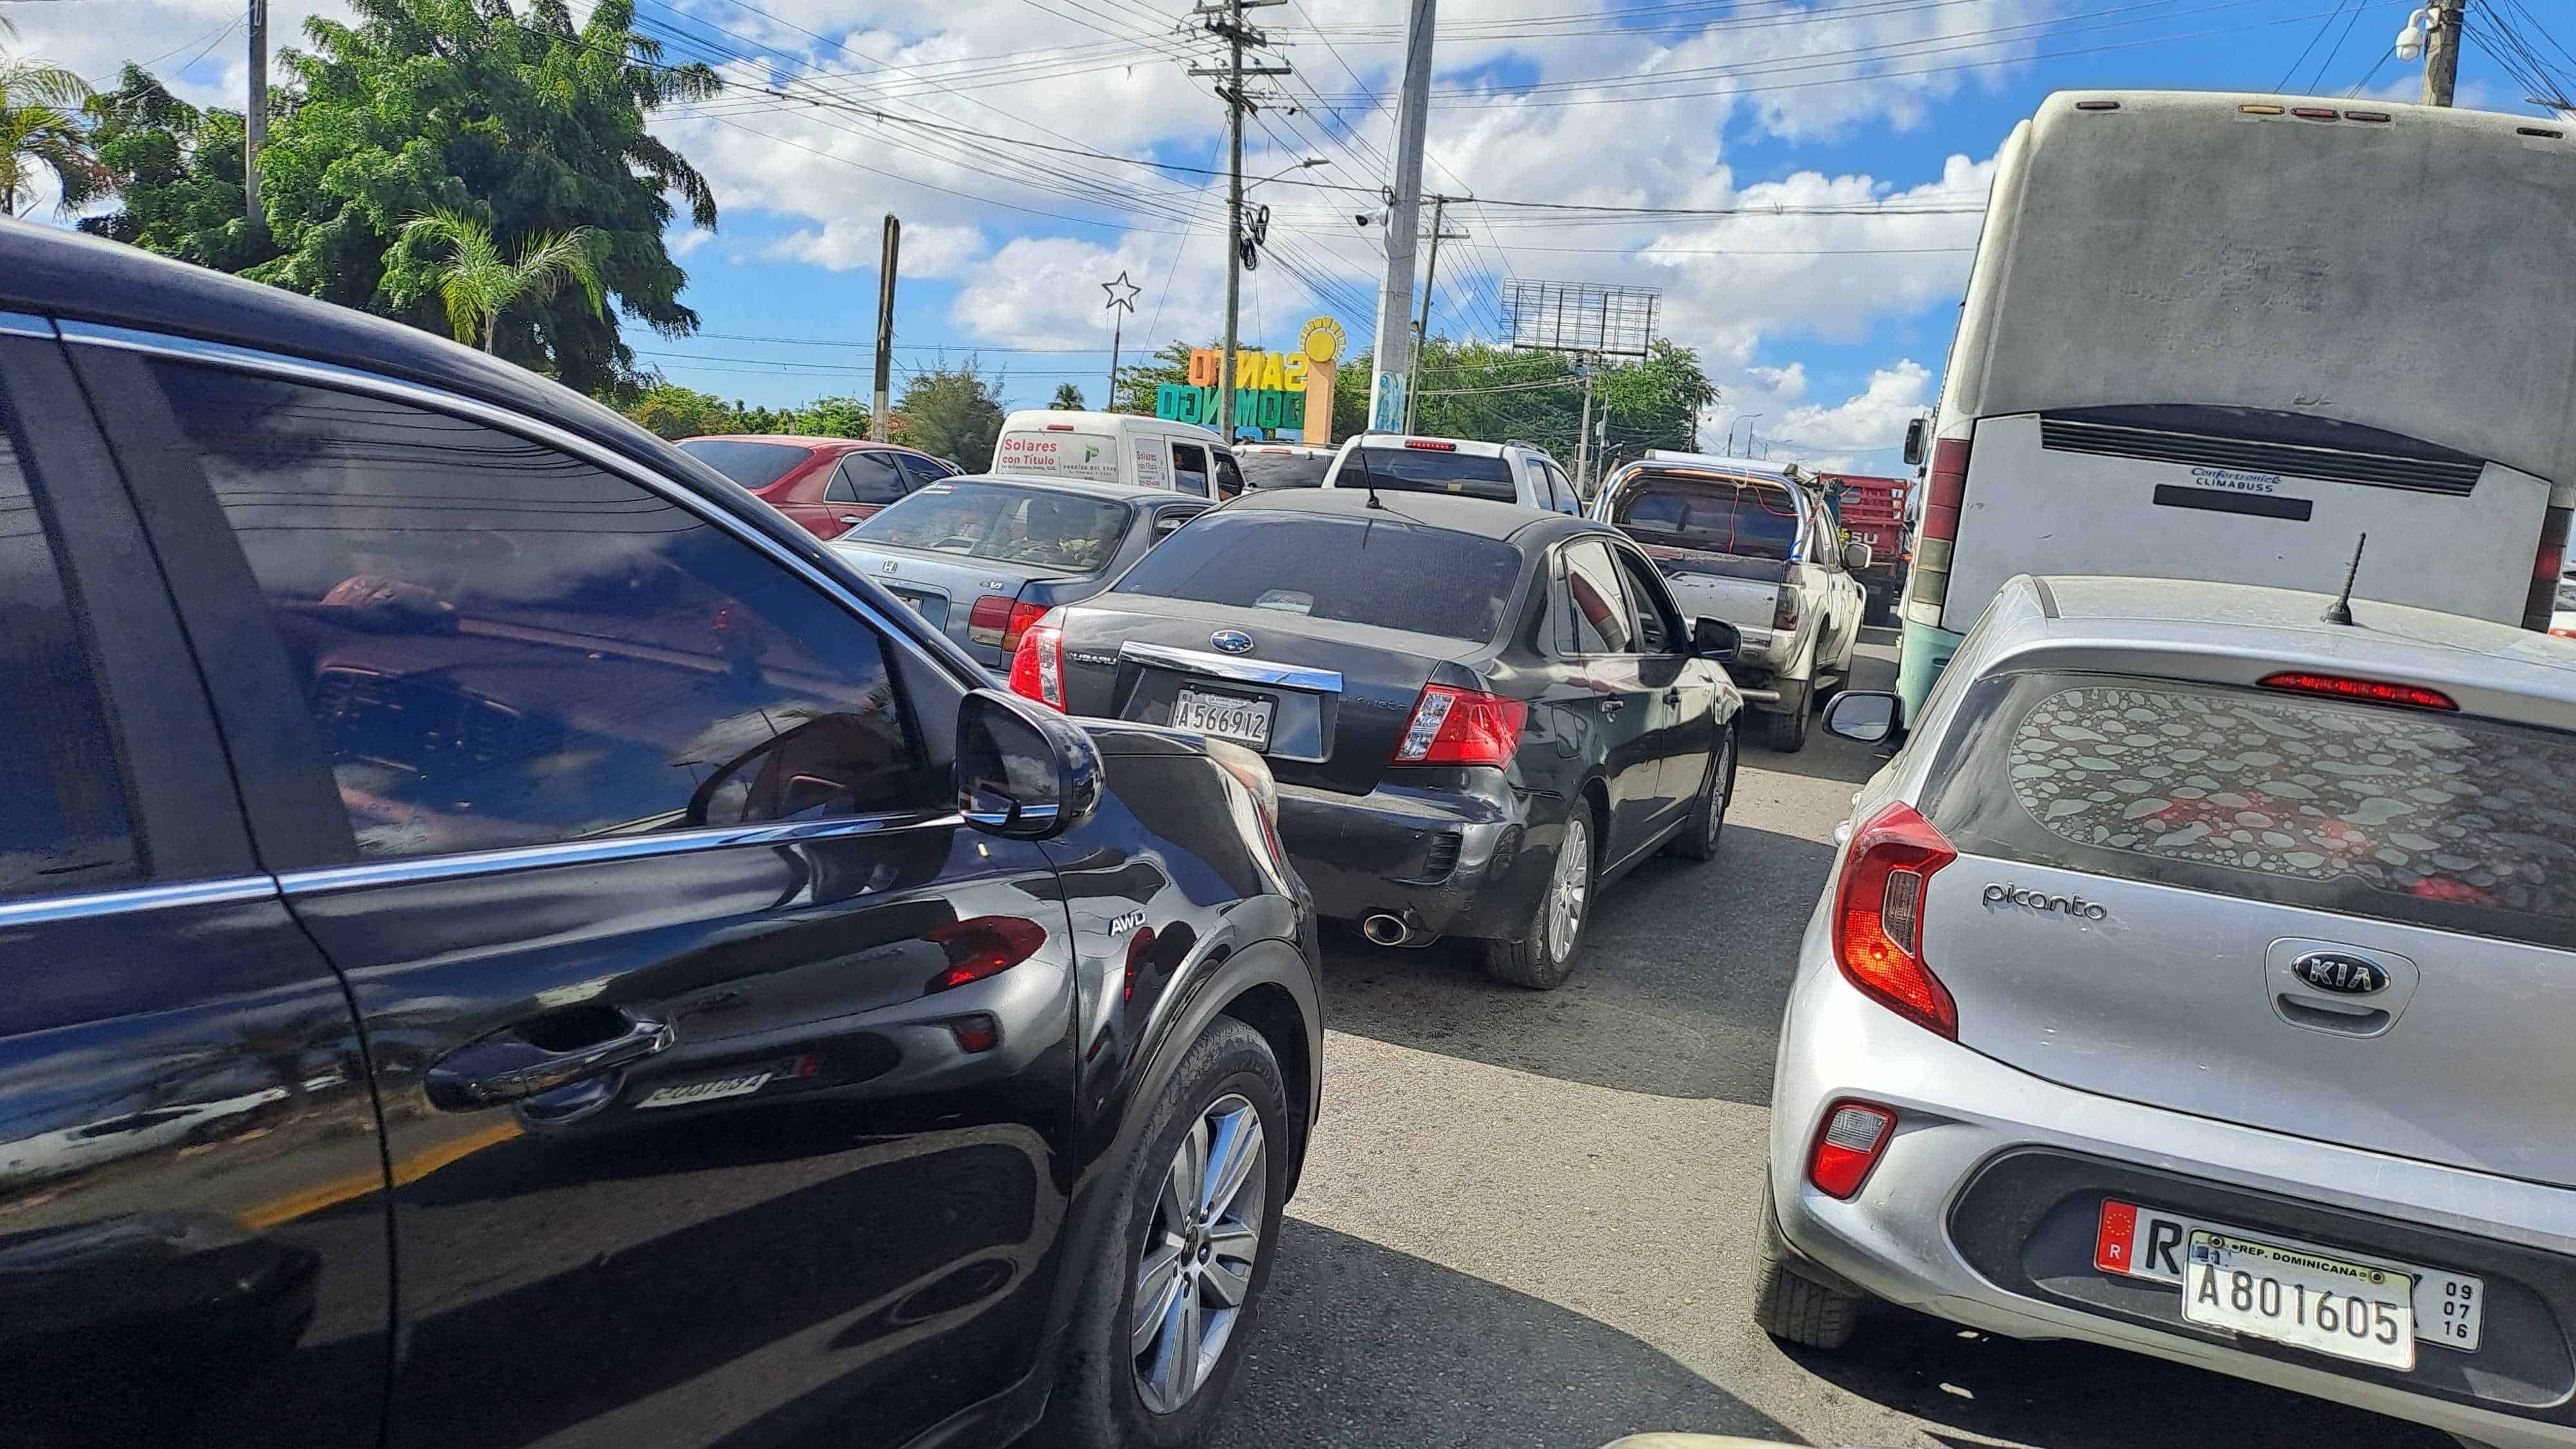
[1339,447,1515,502]
[676,439,809,491]
[1110,509,1524,642]
[1610,475,1802,561]
[1924,672,2576,950]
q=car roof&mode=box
[935,472,1187,503]
[681,435,925,453]
[1000,409,1224,440]
[1973,574,2576,723]
[0,218,990,677]
[1218,484,1603,545]
[1340,432,1537,459]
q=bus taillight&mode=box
[1906,436,1971,618]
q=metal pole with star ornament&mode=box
[1102,271,1140,412]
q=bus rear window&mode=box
[1609,474,1802,560]
[1924,673,2576,950]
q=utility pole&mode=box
[871,216,899,442]
[1573,358,1596,496]
[2421,0,2467,106]
[1368,0,1438,434]
[1401,195,1470,433]
[245,0,267,229]
[1190,0,1290,440]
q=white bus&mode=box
[1898,90,2576,719]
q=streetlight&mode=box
[1728,413,1763,456]
[1248,157,1327,191]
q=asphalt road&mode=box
[1207,627,2453,1449]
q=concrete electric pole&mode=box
[1191,0,1290,440]
[1367,0,1438,434]
[871,216,899,442]
[1401,195,1470,432]
[2421,0,2466,107]
[245,0,267,229]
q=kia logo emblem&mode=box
[1210,629,1254,654]
[2292,951,2389,996]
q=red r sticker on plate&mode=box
[2094,1199,2139,1274]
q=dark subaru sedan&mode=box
[0,217,1319,1449]
[1010,488,1746,989]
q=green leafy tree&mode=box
[629,382,735,440]
[86,0,721,391]
[791,395,871,438]
[0,26,107,216]
[1113,340,1197,417]
[79,66,260,267]
[1049,383,1086,410]
[394,208,603,352]
[891,362,1007,470]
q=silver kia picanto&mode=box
[1761,573,2576,1449]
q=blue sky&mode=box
[14,0,2564,466]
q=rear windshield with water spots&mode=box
[1922,672,2576,951]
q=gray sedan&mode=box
[1760,572,2576,1449]
[829,475,1208,673]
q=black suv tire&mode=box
[1045,1018,1289,1448]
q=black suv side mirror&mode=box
[1691,616,1739,662]
[956,688,1101,840]
[1902,417,1928,470]
[1822,690,1904,744]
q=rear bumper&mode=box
[1273,776,1564,942]
[1770,915,2576,1448]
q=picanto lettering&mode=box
[1982,883,2109,920]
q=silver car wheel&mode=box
[1132,1093,1265,1415]
[1547,812,1590,963]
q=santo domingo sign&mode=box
[1153,316,1340,444]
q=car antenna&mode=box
[1356,440,1387,510]
[2322,532,2367,625]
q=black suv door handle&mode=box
[426,1006,675,1110]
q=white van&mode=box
[992,410,1245,500]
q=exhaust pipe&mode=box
[1360,911,1437,947]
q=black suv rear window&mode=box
[1110,510,1523,642]
[678,439,809,491]
[1609,473,1801,560]
[1924,672,2576,950]
[1338,446,1514,502]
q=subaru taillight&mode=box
[1831,800,1958,1037]
[969,594,1049,652]
[1391,685,1527,767]
[1008,624,1065,709]
[1808,1101,1897,1200]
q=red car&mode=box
[676,435,960,540]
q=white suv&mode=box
[1318,432,1580,515]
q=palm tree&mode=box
[0,23,108,217]
[397,208,606,354]
[1050,383,1086,410]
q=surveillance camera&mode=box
[1354,213,1373,227]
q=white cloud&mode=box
[1766,359,1934,459]
[759,218,985,276]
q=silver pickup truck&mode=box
[1592,453,1867,752]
